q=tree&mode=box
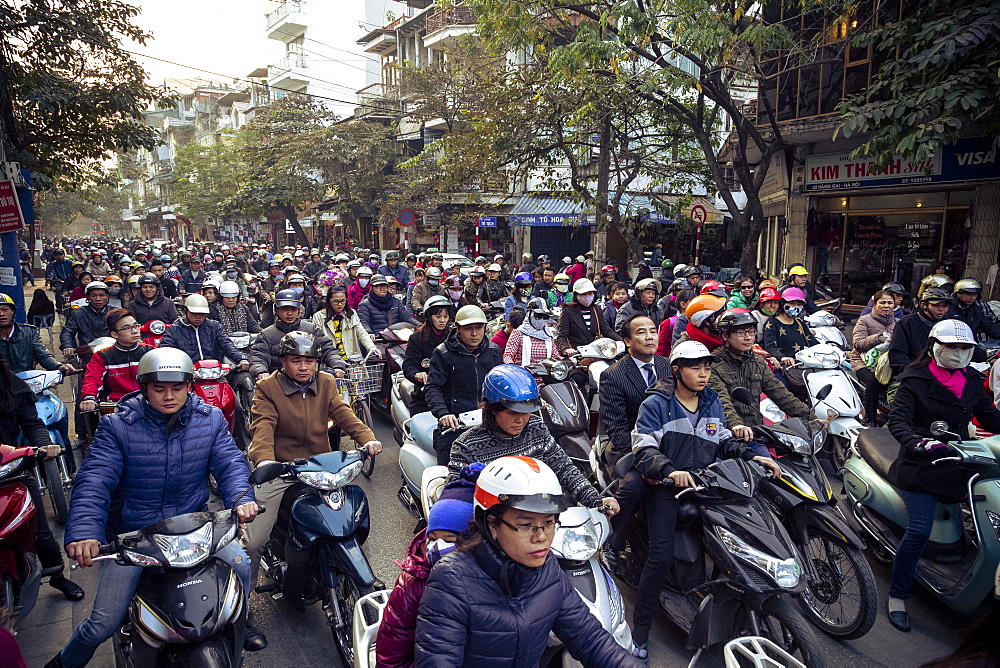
[35,183,128,232]
[467,0,848,273]
[172,141,242,219]
[838,0,1000,165]
[225,95,335,246]
[0,0,171,189]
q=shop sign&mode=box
[509,214,594,226]
[804,135,1000,192]
[477,216,497,228]
[0,180,25,232]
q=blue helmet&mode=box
[482,365,540,413]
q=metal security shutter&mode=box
[528,226,591,263]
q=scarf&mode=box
[685,321,723,350]
[219,304,248,335]
[929,359,966,398]
[367,291,395,311]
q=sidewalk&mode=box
[12,284,113,667]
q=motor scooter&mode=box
[843,423,1000,616]
[226,331,255,452]
[16,368,82,525]
[397,409,480,520]
[74,494,259,665]
[579,337,626,434]
[0,444,65,620]
[252,450,381,665]
[787,343,866,472]
[739,397,876,641]
[139,319,166,347]
[527,357,593,474]
[389,371,415,446]
[192,359,236,431]
[615,455,825,667]
[370,323,414,416]
[803,310,848,349]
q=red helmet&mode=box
[700,280,725,294]
[601,264,616,275]
[758,287,781,302]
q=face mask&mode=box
[428,279,439,287]
[761,303,779,317]
[291,286,304,296]
[226,271,238,279]
[518,287,531,297]
[426,538,457,564]
[783,304,803,317]
[358,278,370,288]
[448,289,463,300]
[109,287,120,295]
[932,343,974,370]
[556,284,569,293]
[577,294,595,307]
[530,316,550,330]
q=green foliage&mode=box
[838,0,1000,165]
[0,0,172,189]
[172,142,241,219]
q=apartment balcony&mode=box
[268,54,309,90]
[266,0,307,41]
[355,82,401,120]
[423,5,476,50]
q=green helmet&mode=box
[661,259,674,270]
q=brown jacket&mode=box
[249,371,375,465]
[848,310,896,372]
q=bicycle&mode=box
[337,350,384,479]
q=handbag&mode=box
[874,351,892,385]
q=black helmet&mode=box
[882,282,906,295]
[405,253,416,261]
[137,272,159,286]
[137,348,194,384]
[274,289,301,308]
[716,308,757,335]
[277,331,321,358]
[921,286,954,303]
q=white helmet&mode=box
[219,281,240,298]
[473,456,568,515]
[573,278,596,294]
[929,319,975,345]
[487,263,502,272]
[184,294,211,314]
[669,340,715,365]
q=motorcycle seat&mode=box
[857,428,900,480]
[409,412,439,452]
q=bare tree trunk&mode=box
[276,201,309,247]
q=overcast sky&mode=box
[128,0,373,113]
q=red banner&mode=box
[0,180,25,232]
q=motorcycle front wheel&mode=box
[44,458,68,525]
[798,533,877,640]
[736,597,826,668]
[329,577,376,665]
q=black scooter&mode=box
[527,357,592,475]
[615,454,825,667]
[252,450,380,665]
[77,477,263,666]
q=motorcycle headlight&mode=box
[812,426,826,454]
[816,352,840,368]
[716,526,801,589]
[550,520,601,561]
[149,320,166,335]
[215,520,237,552]
[230,335,250,348]
[195,366,223,380]
[549,360,570,381]
[124,549,162,567]
[297,460,363,490]
[0,458,24,479]
[153,522,214,568]
[597,339,619,358]
[775,432,811,456]
[22,375,45,395]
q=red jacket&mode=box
[565,263,586,284]
[81,342,150,401]
[375,530,431,667]
[657,315,678,357]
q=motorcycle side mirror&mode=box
[732,387,754,405]
[248,461,286,485]
[930,421,949,437]
[816,384,833,402]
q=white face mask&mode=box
[358,278,370,288]
[576,293,595,307]
[932,342,974,370]
[555,284,569,293]
[529,316,551,331]
[448,289,463,300]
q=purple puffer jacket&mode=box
[376,529,431,667]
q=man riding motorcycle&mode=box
[0,293,75,375]
[128,273,177,326]
[160,294,249,369]
[249,289,346,380]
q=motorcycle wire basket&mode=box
[346,361,384,396]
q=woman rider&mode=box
[885,319,1000,632]
[311,284,377,364]
[447,364,618,514]
[401,295,452,417]
[501,297,557,366]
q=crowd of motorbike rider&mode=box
[0,236,993,665]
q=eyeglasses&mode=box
[498,517,560,536]
[329,299,347,305]
[731,328,757,338]
[115,323,141,332]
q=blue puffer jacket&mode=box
[378,263,409,285]
[160,316,246,364]
[357,293,419,335]
[414,540,641,667]
[65,392,253,545]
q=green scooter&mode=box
[843,421,1000,616]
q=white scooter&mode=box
[792,343,866,472]
[804,310,849,349]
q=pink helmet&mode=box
[781,287,807,302]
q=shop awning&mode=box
[508,195,594,226]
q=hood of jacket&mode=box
[397,529,432,579]
[444,329,491,356]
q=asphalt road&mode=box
[11,312,968,668]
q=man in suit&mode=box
[598,314,670,573]
[555,278,621,355]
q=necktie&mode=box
[643,363,656,388]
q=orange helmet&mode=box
[758,279,777,290]
[685,294,727,327]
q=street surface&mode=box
[14,289,967,667]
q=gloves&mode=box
[917,438,948,453]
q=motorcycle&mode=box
[738,392,877,641]
[0,444,65,619]
[73,492,260,666]
[803,310,848,349]
[16,368,82,525]
[370,323,414,416]
[527,357,593,475]
[252,450,381,664]
[139,319,166,348]
[389,370,415,447]
[615,455,825,667]
[227,331,255,453]
[397,409,480,520]
[787,343,866,472]
[192,359,236,432]
[844,423,1000,616]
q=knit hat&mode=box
[427,463,484,536]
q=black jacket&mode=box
[709,347,809,428]
[60,305,111,350]
[178,269,208,295]
[953,299,1000,342]
[555,302,620,354]
[129,294,178,326]
[599,355,670,456]
[0,375,53,449]
[248,319,345,378]
[415,541,642,667]
[885,309,989,373]
[161,317,246,365]
[424,331,501,419]
[402,328,450,413]
[888,363,1000,501]
[613,296,663,335]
